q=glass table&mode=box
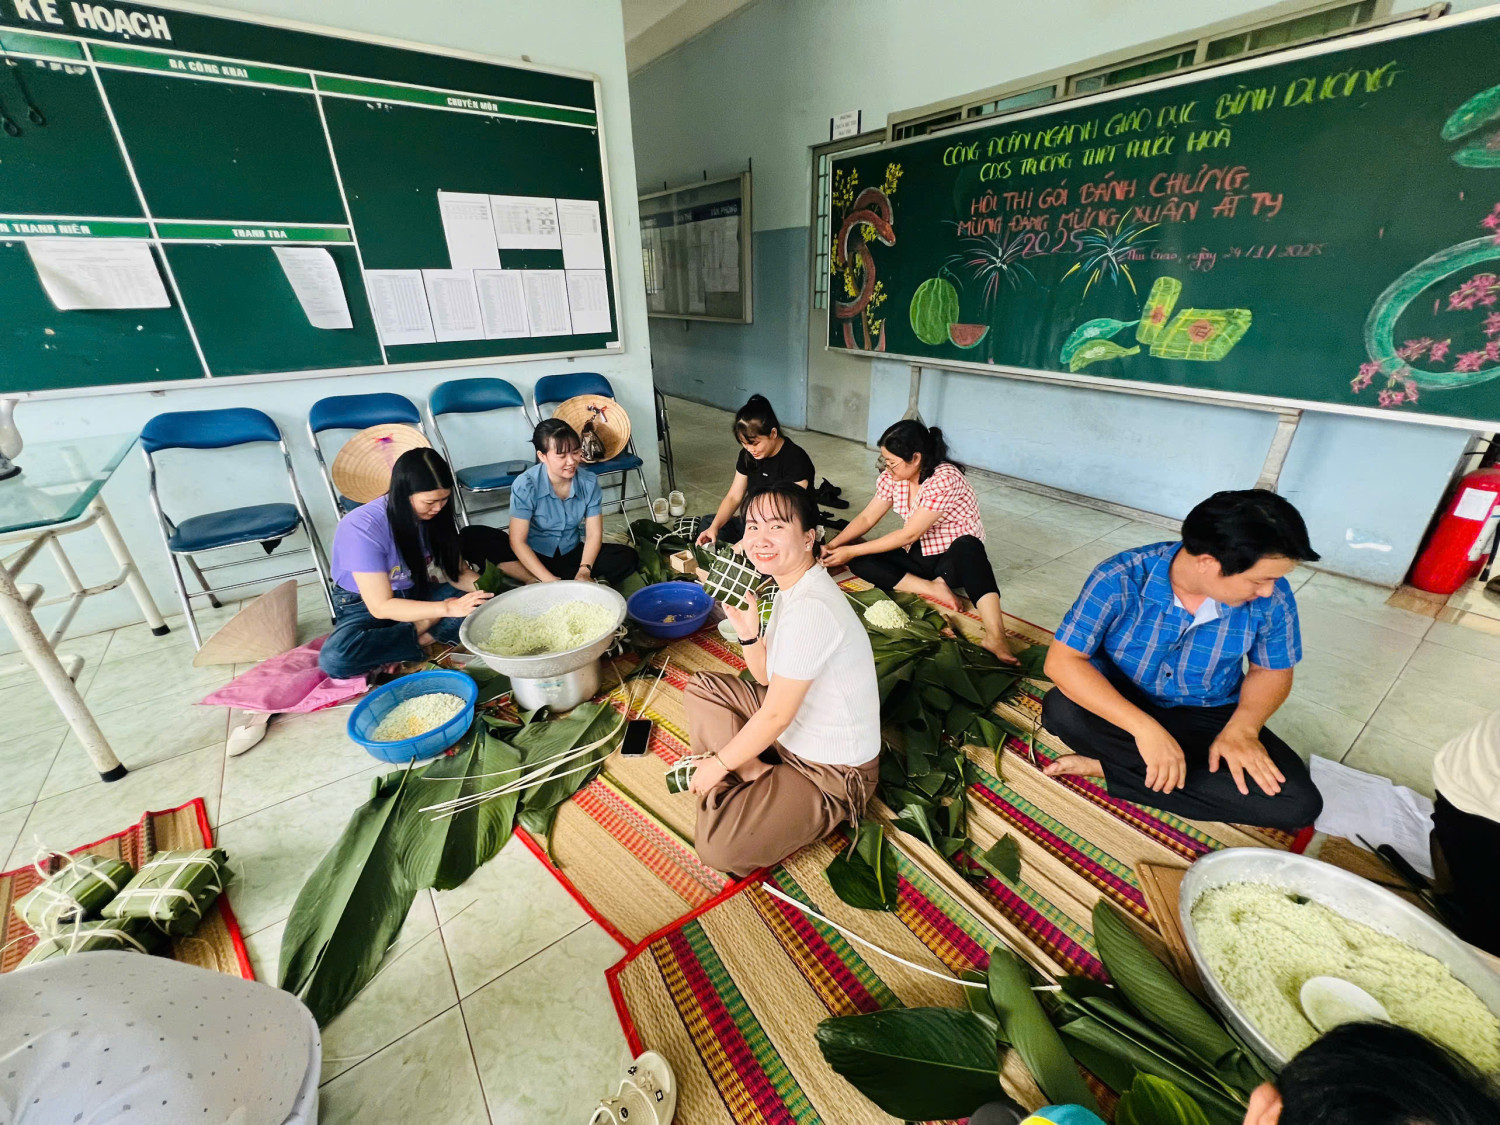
[0,434,168,780]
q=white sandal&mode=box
[651,497,670,523]
[667,490,686,518]
[227,710,271,757]
[588,1051,677,1125]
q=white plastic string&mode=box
[759,884,987,990]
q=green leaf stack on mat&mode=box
[102,848,228,936]
[987,949,1101,1114]
[280,676,626,1026]
[19,918,161,966]
[823,820,900,912]
[14,853,134,933]
[815,1006,1010,1120]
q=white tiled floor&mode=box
[1,394,1496,1122]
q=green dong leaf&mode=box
[987,949,1101,1114]
[1090,901,1241,1078]
[815,1007,1011,1120]
[1116,1073,1214,1125]
[824,821,899,912]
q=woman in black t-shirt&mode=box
[696,395,816,546]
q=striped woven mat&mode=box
[0,797,253,979]
[608,836,1070,1125]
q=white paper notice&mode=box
[557,198,606,270]
[489,195,562,250]
[421,269,485,342]
[1455,486,1497,522]
[1309,755,1436,878]
[565,270,612,334]
[522,270,572,336]
[365,270,436,346]
[271,246,353,330]
[474,270,530,338]
[27,238,170,311]
[437,190,502,270]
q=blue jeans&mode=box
[317,583,464,679]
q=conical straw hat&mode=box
[192,580,299,667]
[552,395,630,463]
[330,424,431,506]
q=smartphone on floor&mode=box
[620,718,654,757]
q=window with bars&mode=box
[813,152,831,310]
[887,0,1382,140]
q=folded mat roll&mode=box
[102,848,228,936]
[14,854,135,934]
[19,918,160,966]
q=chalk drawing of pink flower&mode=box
[1449,273,1500,311]
[1486,339,1500,363]
[1351,362,1379,392]
[1377,389,1405,408]
[1397,337,1433,360]
[1403,380,1419,403]
[1454,350,1488,373]
[1485,313,1500,338]
[1483,203,1500,233]
[1431,339,1452,362]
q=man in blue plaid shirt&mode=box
[1041,490,1323,830]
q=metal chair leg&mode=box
[166,553,203,649]
[183,554,222,608]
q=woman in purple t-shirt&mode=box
[319,449,491,679]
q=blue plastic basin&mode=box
[626,581,715,639]
[347,669,478,763]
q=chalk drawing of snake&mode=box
[833,187,894,350]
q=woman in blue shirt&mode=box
[459,418,637,586]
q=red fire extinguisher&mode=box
[1410,467,1500,595]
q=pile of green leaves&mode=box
[278,667,625,1025]
[816,899,1272,1124]
[832,587,1045,901]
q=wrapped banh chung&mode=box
[102,848,228,936]
[14,853,134,933]
[19,919,161,966]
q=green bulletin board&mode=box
[829,10,1500,428]
[0,0,621,395]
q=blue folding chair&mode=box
[307,392,424,518]
[530,373,654,521]
[427,378,534,527]
[140,408,334,649]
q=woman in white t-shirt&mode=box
[686,482,882,876]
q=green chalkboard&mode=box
[0,2,619,395]
[829,11,1500,428]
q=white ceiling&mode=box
[622,0,759,73]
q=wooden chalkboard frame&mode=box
[5,0,628,401]
[639,171,753,324]
[827,6,1500,433]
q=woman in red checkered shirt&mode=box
[821,420,1018,665]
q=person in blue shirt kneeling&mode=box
[1040,490,1323,831]
[458,418,638,587]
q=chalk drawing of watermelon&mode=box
[909,277,960,345]
[948,323,988,349]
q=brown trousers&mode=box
[685,671,881,877]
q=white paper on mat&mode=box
[364,270,436,346]
[271,246,353,330]
[437,190,502,270]
[474,270,530,338]
[1309,754,1435,878]
[565,269,612,335]
[557,198,606,270]
[521,270,572,336]
[421,269,485,342]
[27,238,171,311]
[489,195,562,250]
